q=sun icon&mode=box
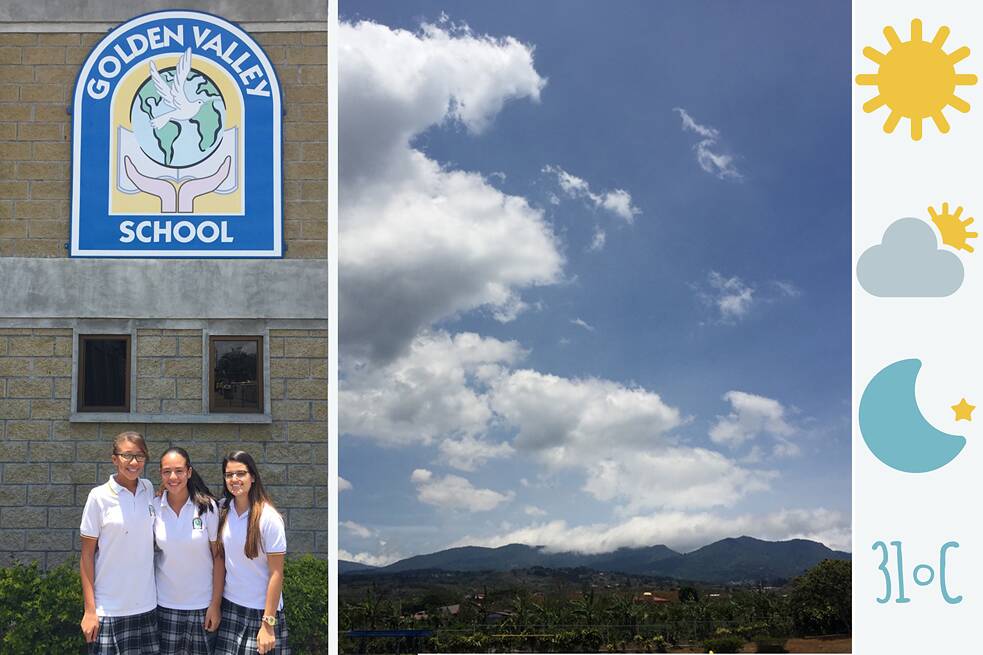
[929,203,978,252]
[857,19,977,140]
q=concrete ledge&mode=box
[70,412,273,424]
[0,21,327,32]
[0,258,328,320]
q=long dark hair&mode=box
[217,451,276,559]
[160,447,215,515]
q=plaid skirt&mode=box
[213,599,290,655]
[89,609,160,655]
[158,605,218,655]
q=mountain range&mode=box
[340,536,850,583]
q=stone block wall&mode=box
[0,326,328,567]
[0,30,327,259]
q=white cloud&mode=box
[342,520,375,539]
[543,165,640,223]
[411,469,514,512]
[340,331,525,445]
[570,318,595,332]
[339,476,353,491]
[340,549,403,567]
[588,227,606,252]
[673,108,742,181]
[710,390,797,456]
[706,271,754,321]
[439,434,515,471]
[489,370,770,510]
[453,507,850,554]
[524,505,547,517]
[340,20,560,363]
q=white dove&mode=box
[148,49,204,129]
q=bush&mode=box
[703,634,745,653]
[754,638,788,653]
[0,561,85,654]
[789,559,851,636]
[283,555,328,654]
[0,556,327,655]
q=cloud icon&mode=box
[857,218,964,296]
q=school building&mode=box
[0,1,328,567]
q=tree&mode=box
[678,586,700,603]
[789,559,851,636]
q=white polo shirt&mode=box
[79,476,157,617]
[154,493,219,610]
[221,501,286,610]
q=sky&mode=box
[338,1,851,567]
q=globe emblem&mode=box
[129,67,227,169]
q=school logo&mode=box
[192,517,203,530]
[70,11,282,257]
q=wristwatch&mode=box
[262,615,277,628]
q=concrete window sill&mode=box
[69,413,273,424]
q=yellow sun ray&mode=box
[857,19,977,140]
[930,203,978,252]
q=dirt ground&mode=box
[669,635,851,653]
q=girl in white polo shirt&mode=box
[79,431,159,655]
[154,446,224,655]
[213,451,290,655]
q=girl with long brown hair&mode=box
[212,451,290,655]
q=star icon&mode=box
[952,398,976,421]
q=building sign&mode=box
[70,11,282,257]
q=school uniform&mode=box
[214,502,290,655]
[154,493,220,655]
[79,475,160,655]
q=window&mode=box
[78,335,131,412]
[209,336,264,413]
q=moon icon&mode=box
[859,359,966,473]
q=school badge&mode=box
[70,11,283,257]
[192,517,203,530]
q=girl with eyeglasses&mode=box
[153,447,224,655]
[213,451,290,655]
[79,431,160,655]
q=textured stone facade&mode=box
[0,24,328,568]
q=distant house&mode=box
[438,604,461,616]
[637,591,671,604]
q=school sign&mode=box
[70,11,283,257]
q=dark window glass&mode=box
[210,336,263,413]
[78,336,130,412]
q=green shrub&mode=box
[754,638,788,653]
[282,555,328,655]
[0,556,326,655]
[703,634,745,653]
[0,561,86,655]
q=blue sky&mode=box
[338,1,850,565]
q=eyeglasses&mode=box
[224,470,250,480]
[114,452,147,463]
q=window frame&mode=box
[208,335,265,414]
[76,334,132,413]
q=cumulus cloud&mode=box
[673,108,742,180]
[524,505,547,517]
[543,165,640,223]
[710,391,797,457]
[411,468,514,512]
[340,20,560,363]
[342,520,375,539]
[340,331,525,445]
[339,476,353,491]
[439,434,515,471]
[588,226,607,252]
[489,370,770,510]
[453,507,850,554]
[856,218,964,297]
[340,549,403,567]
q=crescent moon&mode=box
[859,359,965,473]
